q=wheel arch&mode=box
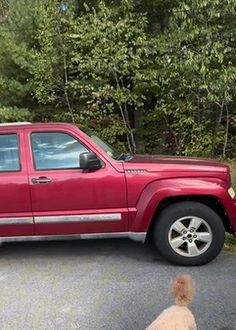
[146,195,231,241]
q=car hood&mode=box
[123,155,229,173]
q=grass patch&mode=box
[224,234,236,253]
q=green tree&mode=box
[148,0,236,157]
[0,106,32,122]
[0,0,65,108]
[63,0,153,152]
[0,0,37,107]
[1,0,236,159]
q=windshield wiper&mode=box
[116,153,133,161]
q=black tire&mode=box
[153,201,225,266]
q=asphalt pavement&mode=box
[0,239,235,330]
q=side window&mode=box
[31,132,89,170]
[0,134,20,172]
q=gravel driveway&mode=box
[0,239,235,330]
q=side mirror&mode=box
[80,152,102,170]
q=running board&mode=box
[0,232,146,245]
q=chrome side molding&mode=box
[0,217,33,225]
[0,214,122,225]
[35,213,122,224]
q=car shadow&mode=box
[0,238,168,264]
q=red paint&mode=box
[0,130,33,236]
[0,122,235,239]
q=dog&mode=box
[146,274,197,330]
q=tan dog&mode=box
[146,274,197,330]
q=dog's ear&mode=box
[171,274,195,306]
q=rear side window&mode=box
[31,132,89,170]
[0,134,20,172]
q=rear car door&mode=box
[0,129,33,237]
[25,126,128,236]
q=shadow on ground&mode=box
[0,238,166,264]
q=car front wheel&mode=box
[153,201,225,266]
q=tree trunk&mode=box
[134,107,145,154]
[223,104,229,158]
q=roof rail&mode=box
[0,122,32,126]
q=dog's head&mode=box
[171,274,195,306]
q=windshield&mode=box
[79,127,133,161]
[79,127,120,160]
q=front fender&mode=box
[130,177,229,232]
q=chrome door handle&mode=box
[31,177,52,184]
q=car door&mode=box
[25,127,128,236]
[0,130,33,237]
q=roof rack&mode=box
[0,122,32,126]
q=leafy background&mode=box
[0,0,236,159]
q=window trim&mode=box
[0,133,21,173]
[30,131,91,171]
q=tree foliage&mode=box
[63,1,153,152]
[0,0,236,158]
[150,0,236,157]
[0,106,32,122]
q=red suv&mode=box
[0,122,235,265]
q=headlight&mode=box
[228,187,236,199]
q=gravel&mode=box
[0,239,235,330]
